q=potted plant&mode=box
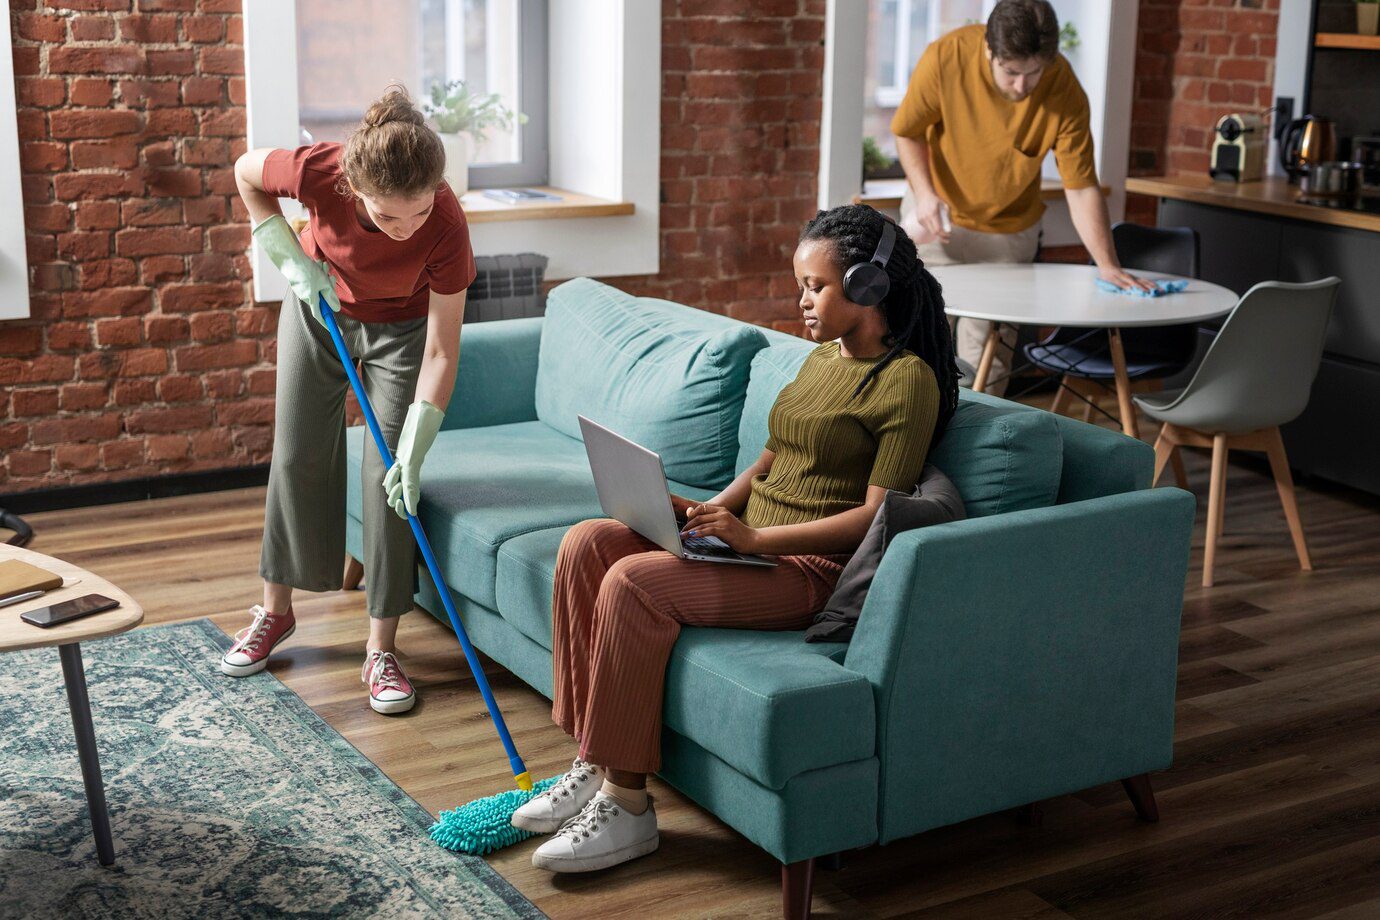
[422,80,525,196]
[1360,0,1379,37]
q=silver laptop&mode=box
[578,416,776,568]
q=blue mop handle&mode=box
[319,297,531,791]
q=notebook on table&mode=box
[0,559,64,601]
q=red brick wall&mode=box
[1130,0,1280,179]
[2,0,828,496]
[4,0,262,493]
[615,0,827,336]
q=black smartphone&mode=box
[20,593,119,628]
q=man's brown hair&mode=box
[985,0,1060,62]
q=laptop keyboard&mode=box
[682,535,737,556]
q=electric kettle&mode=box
[1280,116,1336,179]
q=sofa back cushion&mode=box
[738,344,1064,517]
[929,397,1064,517]
[735,332,816,473]
[535,278,767,489]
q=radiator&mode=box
[468,253,549,322]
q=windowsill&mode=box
[854,178,1109,210]
[460,186,635,223]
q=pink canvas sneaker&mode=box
[362,649,416,714]
[220,605,296,677]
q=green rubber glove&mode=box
[384,400,445,519]
[252,214,341,328]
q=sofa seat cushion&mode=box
[929,397,1064,517]
[496,527,873,789]
[664,628,873,789]
[347,421,605,610]
[535,277,768,490]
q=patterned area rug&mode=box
[0,619,543,920]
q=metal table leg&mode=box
[59,642,115,867]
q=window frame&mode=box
[469,0,549,189]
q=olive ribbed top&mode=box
[741,342,940,530]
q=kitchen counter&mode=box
[1127,175,1380,234]
[1133,173,1380,498]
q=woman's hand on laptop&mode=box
[669,493,695,525]
[681,503,761,554]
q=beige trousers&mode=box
[902,187,1040,396]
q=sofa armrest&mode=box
[844,488,1195,844]
[441,316,543,431]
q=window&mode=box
[864,0,990,164]
[294,0,547,188]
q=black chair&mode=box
[1024,222,1201,417]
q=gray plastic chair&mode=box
[1134,277,1340,587]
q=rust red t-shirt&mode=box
[261,142,476,323]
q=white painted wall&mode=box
[243,0,302,303]
[1039,0,1136,244]
[1269,0,1313,178]
[0,20,31,320]
[817,0,867,209]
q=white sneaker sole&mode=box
[369,692,416,715]
[220,624,296,677]
[531,832,659,873]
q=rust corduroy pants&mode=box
[551,518,850,774]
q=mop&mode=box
[319,296,569,853]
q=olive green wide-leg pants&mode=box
[259,292,428,618]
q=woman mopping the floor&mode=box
[512,204,959,872]
[221,88,475,715]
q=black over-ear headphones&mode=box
[842,217,896,306]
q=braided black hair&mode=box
[799,203,961,443]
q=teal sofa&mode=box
[345,278,1195,918]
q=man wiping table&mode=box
[891,0,1152,395]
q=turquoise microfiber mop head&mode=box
[430,775,562,855]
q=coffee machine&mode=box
[1210,113,1266,182]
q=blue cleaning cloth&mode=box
[1095,278,1189,298]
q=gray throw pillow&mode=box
[806,464,965,643]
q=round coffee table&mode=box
[934,263,1239,437]
[0,542,143,866]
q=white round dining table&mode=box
[931,263,1239,437]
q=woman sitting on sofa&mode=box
[515,204,960,873]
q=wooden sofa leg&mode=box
[781,858,815,920]
[343,555,364,591]
[1122,774,1160,822]
[817,851,846,871]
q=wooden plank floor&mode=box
[16,411,1380,918]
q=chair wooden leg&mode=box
[1204,433,1228,588]
[1082,395,1096,422]
[781,859,816,920]
[343,555,364,591]
[1263,427,1312,573]
[1122,774,1160,822]
[1170,447,1189,490]
[1152,430,1174,486]
[1049,375,1071,416]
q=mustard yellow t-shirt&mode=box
[890,24,1099,234]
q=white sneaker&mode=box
[530,791,658,873]
[511,758,604,834]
